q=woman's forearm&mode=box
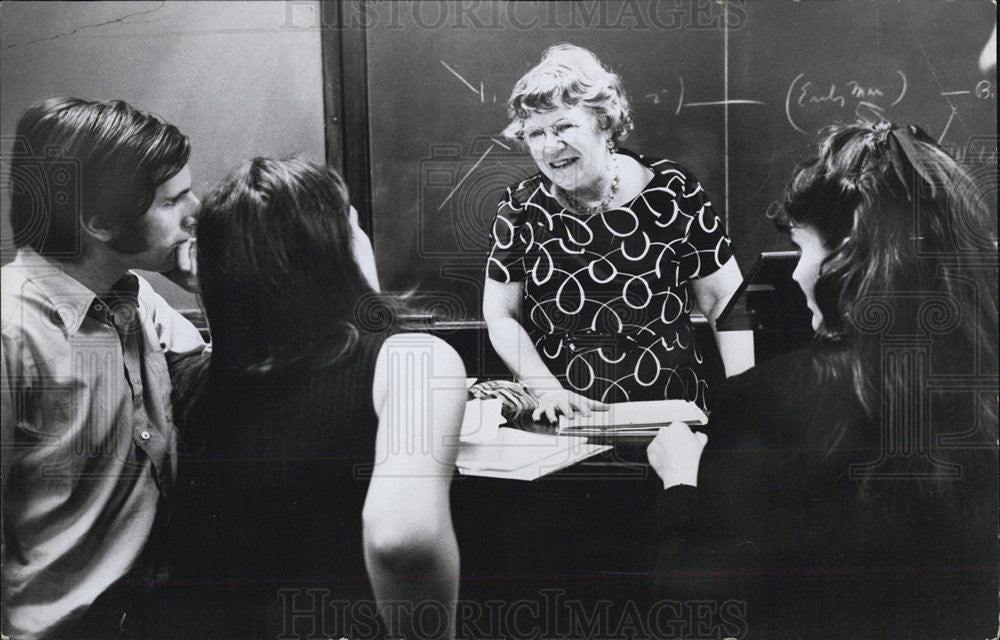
[692,258,755,377]
[713,328,755,378]
[485,316,562,394]
[701,284,754,378]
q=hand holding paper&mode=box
[647,422,708,489]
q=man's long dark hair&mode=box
[196,157,395,378]
[773,121,998,497]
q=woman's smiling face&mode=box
[520,104,612,195]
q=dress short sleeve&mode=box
[673,171,733,281]
[486,185,532,283]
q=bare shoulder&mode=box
[372,333,466,414]
[378,333,464,374]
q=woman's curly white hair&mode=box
[502,44,634,147]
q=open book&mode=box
[557,399,708,437]
[455,398,611,480]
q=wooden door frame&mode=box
[320,0,373,236]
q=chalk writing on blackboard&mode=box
[440,59,486,102]
[938,107,959,145]
[935,81,995,144]
[419,140,534,257]
[785,70,908,133]
[940,80,996,101]
[644,76,764,116]
[437,145,493,210]
[434,60,511,212]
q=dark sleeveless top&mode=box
[160,332,388,639]
[650,346,999,638]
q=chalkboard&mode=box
[727,0,998,275]
[361,0,996,323]
[1,1,327,312]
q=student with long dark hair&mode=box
[647,121,998,638]
[161,158,465,639]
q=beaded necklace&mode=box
[558,156,620,215]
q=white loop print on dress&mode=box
[696,203,718,233]
[622,275,653,310]
[488,257,511,282]
[492,214,516,249]
[566,354,596,391]
[620,230,651,261]
[556,213,595,247]
[600,377,632,403]
[530,243,554,285]
[555,271,587,315]
[597,345,628,364]
[586,254,619,284]
[653,198,683,228]
[660,290,684,324]
[632,345,663,387]
[601,208,641,237]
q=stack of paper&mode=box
[459,397,505,443]
[454,399,611,481]
[557,400,708,437]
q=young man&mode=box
[1,97,206,639]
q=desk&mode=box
[449,424,666,630]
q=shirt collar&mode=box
[94,273,140,332]
[9,248,138,337]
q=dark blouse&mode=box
[486,150,734,409]
[651,347,999,638]
[159,332,388,639]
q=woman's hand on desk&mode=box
[647,423,708,489]
[530,388,608,424]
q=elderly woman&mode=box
[484,44,753,422]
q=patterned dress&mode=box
[486,150,733,410]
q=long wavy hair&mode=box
[195,157,398,378]
[773,120,998,494]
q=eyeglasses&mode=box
[518,121,581,149]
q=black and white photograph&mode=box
[1,1,997,638]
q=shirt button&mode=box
[139,430,151,441]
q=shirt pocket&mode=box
[14,379,95,486]
[20,379,81,440]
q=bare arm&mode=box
[482,277,605,421]
[482,277,560,393]
[349,205,381,292]
[364,333,464,639]
[690,257,755,377]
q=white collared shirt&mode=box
[1,248,205,639]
